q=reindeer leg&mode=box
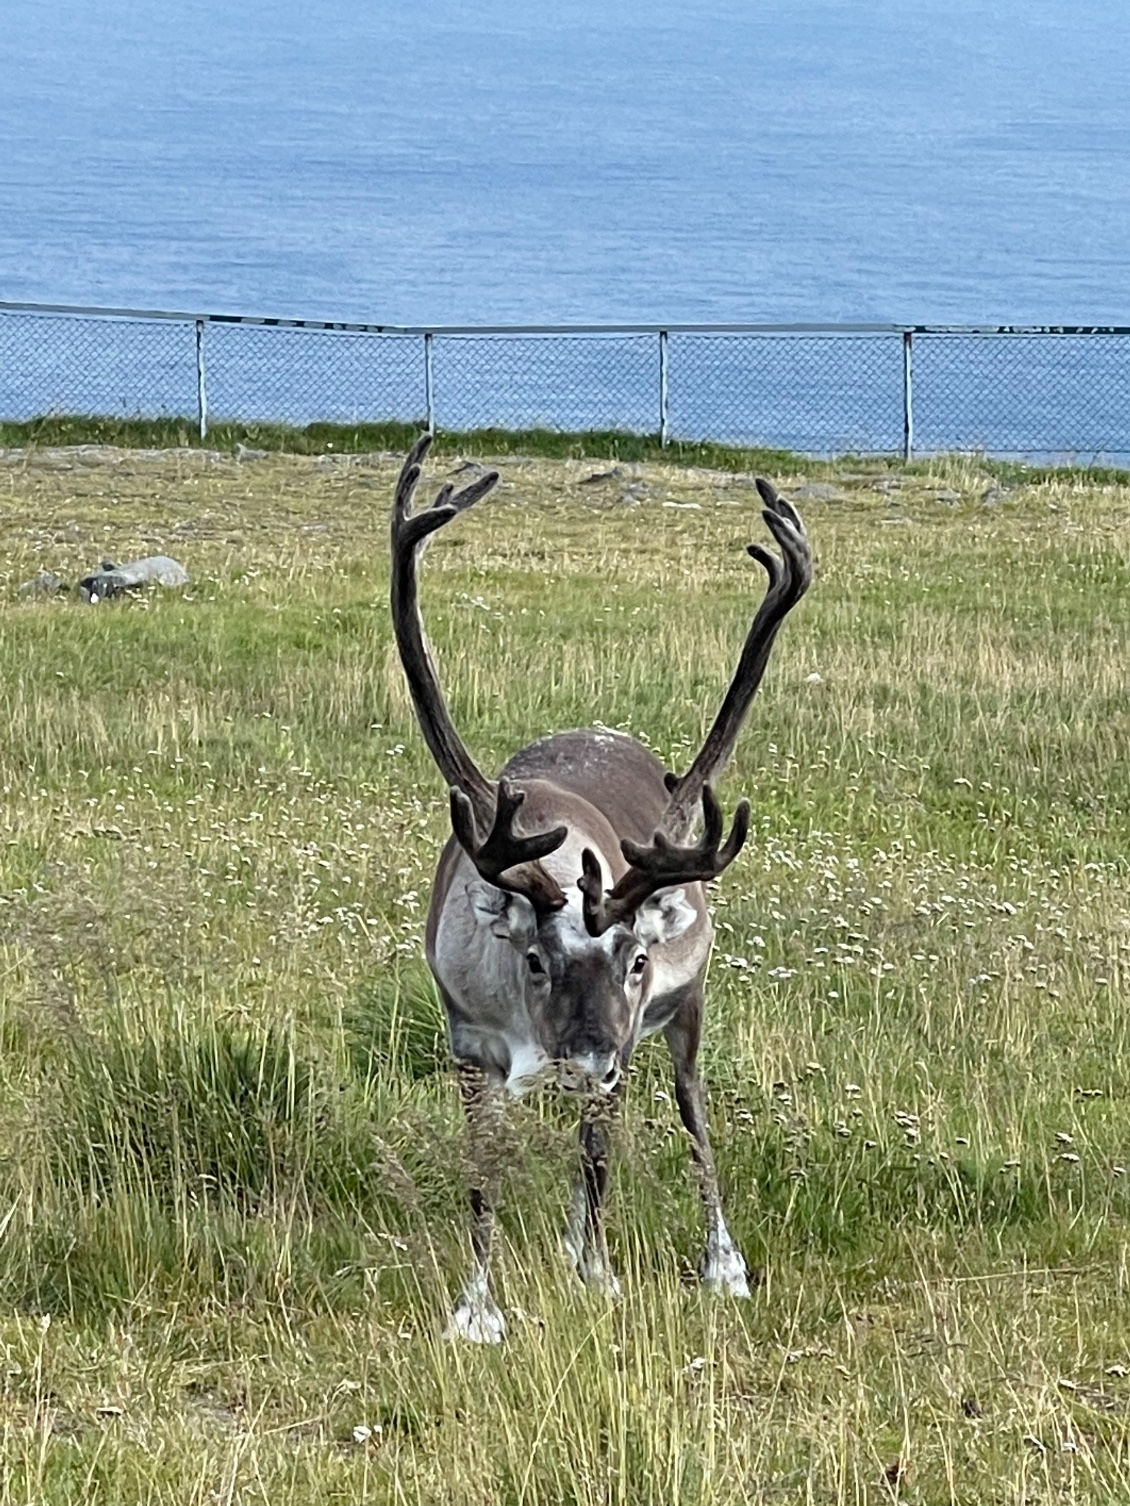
[447,1061,507,1342]
[664,987,750,1297]
[563,1090,622,1298]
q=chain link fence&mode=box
[3,302,1130,461]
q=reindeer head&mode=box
[449,778,746,1094]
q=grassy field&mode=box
[0,440,1128,1503]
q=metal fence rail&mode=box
[3,301,1130,461]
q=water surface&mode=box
[3,0,1128,325]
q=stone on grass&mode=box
[79,555,190,603]
[791,481,845,502]
[18,570,68,598]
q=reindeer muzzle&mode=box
[557,1053,622,1096]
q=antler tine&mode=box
[392,448,500,555]
[451,780,568,913]
[745,539,783,589]
[393,432,434,523]
[716,793,751,867]
[424,470,500,520]
[448,470,500,515]
[752,479,809,601]
[580,785,749,937]
[476,780,568,873]
[756,476,804,531]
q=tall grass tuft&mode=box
[50,1005,325,1205]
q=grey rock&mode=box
[18,570,67,598]
[932,488,962,503]
[232,442,268,462]
[618,483,650,505]
[79,554,190,603]
[791,481,844,501]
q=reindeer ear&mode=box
[466,880,537,946]
[634,887,696,947]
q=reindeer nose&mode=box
[559,1053,621,1095]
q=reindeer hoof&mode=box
[580,1262,622,1301]
[564,1246,623,1301]
[446,1294,507,1344]
[700,1239,751,1298]
[563,1221,622,1299]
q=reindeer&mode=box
[390,435,812,1341]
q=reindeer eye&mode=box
[631,953,648,975]
[526,951,546,976]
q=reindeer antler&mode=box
[662,479,811,841]
[392,437,569,913]
[390,434,501,830]
[579,785,749,937]
[451,778,568,914]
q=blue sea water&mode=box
[2,0,1129,327]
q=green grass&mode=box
[0,441,1129,1501]
[6,412,1130,487]
[0,412,832,475]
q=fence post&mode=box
[902,329,914,462]
[195,319,208,440]
[424,331,435,433]
[658,330,669,446]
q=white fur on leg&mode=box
[446,1269,507,1343]
[563,1183,622,1299]
[700,1216,751,1298]
[562,1182,587,1268]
